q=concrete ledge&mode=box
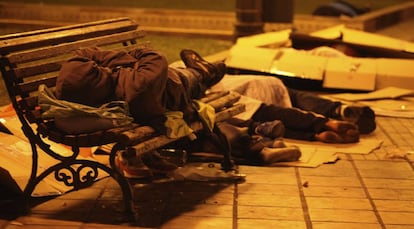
[0,2,235,39]
[291,2,414,33]
[1,1,414,37]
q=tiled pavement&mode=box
[0,116,412,229]
[1,19,414,229]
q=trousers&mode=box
[227,87,345,141]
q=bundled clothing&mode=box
[56,47,204,132]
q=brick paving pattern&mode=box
[1,17,414,229]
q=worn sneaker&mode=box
[141,151,179,173]
[341,105,376,134]
[254,120,285,139]
[115,151,153,179]
[179,49,226,88]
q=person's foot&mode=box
[254,120,285,139]
[261,137,287,148]
[341,105,376,134]
[260,146,301,164]
[315,128,360,144]
[180,49,226,88]
[323,120,358,134]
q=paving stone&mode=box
[354,161,414,179]
[241,172,297,185]
[163,203,233,217]
[238,194,301,208]
[300,175,362,187]
[238,205,304,221]
[237,183,299,196]
[380,211,414,225]
[303,186,367,198]
[363,178,414,189]
[368,188,414,200]
[298,160,357,177]
[311,222,382,229]
[169,191,234,205]
[237,219,306,229]
[374,199,414,212]
[309,209,379,223]
[306,197,372,210]
[160,216,233,229]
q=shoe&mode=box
[115,151,153,179]
[341,105,376,134]
[180,49,226,87]
[254,120,285,139]
[141,151,179,173]
[157,149,187,167]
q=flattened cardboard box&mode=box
[0,132,68,197]
[0,108,106,197]
[226,25,414,91]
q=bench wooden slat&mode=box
[6,30,145,65]
[13,62,61,79]
[9,41,145,81]
[206,91,241,111]
[18,76,57,95]
[0,19,138,54]
[0,17,133,41]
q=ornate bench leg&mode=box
[109,143,136,219]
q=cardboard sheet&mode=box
[323,88,414,118]
[0,132,71,196]
[310,24,414,54]
[323,57,376,91]
[360,97,414,118]
[328,87,414,101]
[227,26,414,91]
[226,45,279,72]
[272,138,383,168]
[0,105,107,197]
[235,29,291,47]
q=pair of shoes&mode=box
[141,151,179,173]
[341,105,376,134]
[315,128,360,144]
[157,149,187,167]
[180,49,226,88]
[254,120,285,139]
[115,151,153,179]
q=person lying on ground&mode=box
[188,120,302,166]
[209,74,375,143]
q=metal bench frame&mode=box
[0,17,244,218]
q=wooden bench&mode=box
[0,17,245,217]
